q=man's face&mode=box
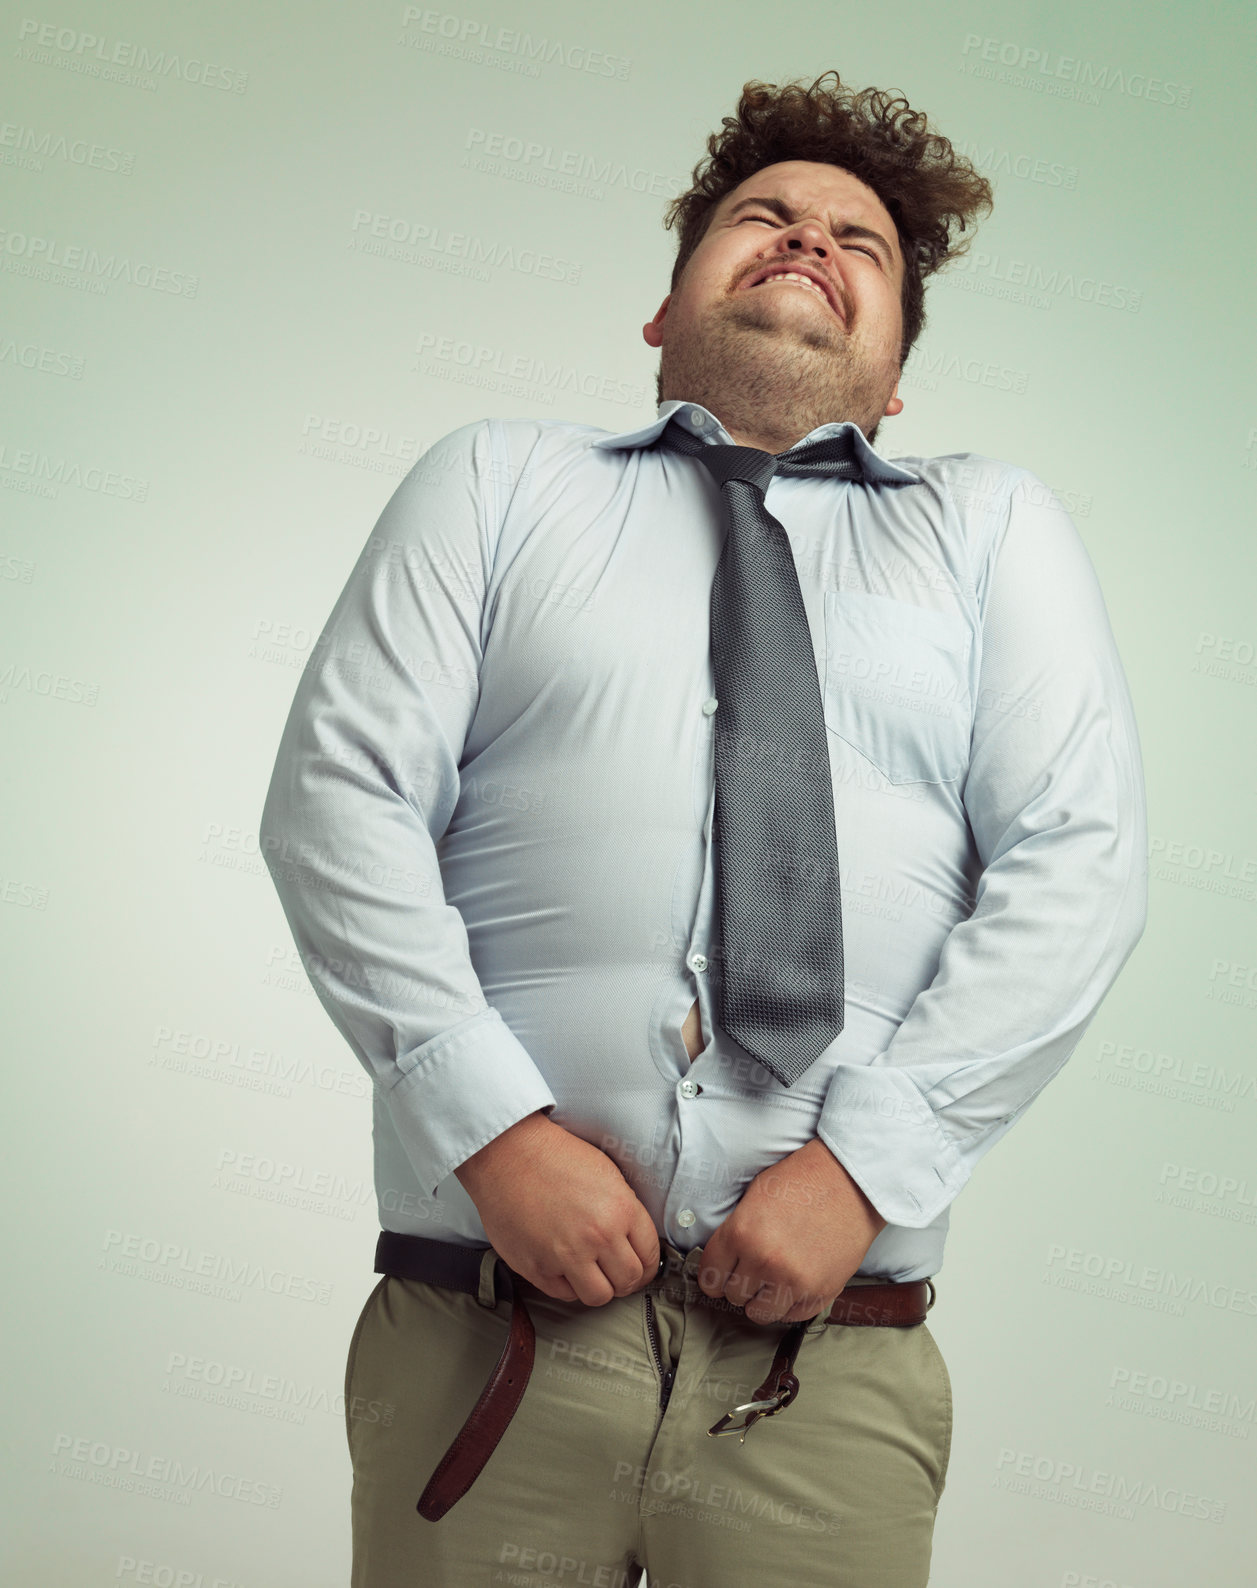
[643,159,906,449]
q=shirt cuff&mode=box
[381,1007,558,1196]
[817,1063,970,1229]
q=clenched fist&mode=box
[454,1112,661,1306]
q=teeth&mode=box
[756,271,827,302]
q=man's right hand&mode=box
[453,1111,660,1306]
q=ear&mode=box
[642,295,671,349]
[883,379,904,419]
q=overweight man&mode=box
[260,70,1148,1588]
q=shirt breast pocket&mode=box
[822,591,972,785]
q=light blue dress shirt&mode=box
[259,398,1148,1281]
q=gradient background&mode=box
[3,2,1255,1583]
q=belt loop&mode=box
[476,1247,499,1309]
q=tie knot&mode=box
[692,442,779,494]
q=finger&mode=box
[744,1283,795,1324]
[527,1269,580,1303]
[695,1239,734,1299]
[567,1262,616,1308]
[721,1261,766,1309]
[745,1293,795,1324]
[597,1236,648,1298]
[778,1295,832,1324]
[626,1211,663,1291]
[746,1280,826,1325]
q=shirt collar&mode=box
[590,399,921,484]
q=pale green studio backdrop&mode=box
[2,0,1255,1583]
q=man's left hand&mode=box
[697,1138,888,1324]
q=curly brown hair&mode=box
[662,71,995,369]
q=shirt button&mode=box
[701,697,718,715]
[676,1208,697,1228]
[688,407,707,427]
[679,1078,700,1099]
[689,952,708,973]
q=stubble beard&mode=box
[657,286,900,449]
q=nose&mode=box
[776,218,830,261]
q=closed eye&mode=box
[736,214,881,265]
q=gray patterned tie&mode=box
[657,414,865,1086]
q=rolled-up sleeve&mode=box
[818,468,1149,1228]
[258,419,557,1195]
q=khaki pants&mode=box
[345,1242,952,1587]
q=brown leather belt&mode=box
[374,1230,936,1522]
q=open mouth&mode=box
[744,266,842,322]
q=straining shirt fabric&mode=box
[259,398,1148,1282]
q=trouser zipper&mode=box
[643,1292,674,1413]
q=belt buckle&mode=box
[707,1382,798,1443]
